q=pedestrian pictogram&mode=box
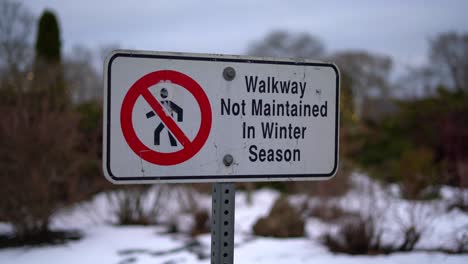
[145,88,184,147]
[120,70,212,166]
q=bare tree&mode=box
[99,43,120,74]
[64,45,102,103]
[247,30,325,59]
[330,51,393,118]
[430,32,468,91]
[396,65,439,99]
[0,0,34,79]
[332,51,392,96]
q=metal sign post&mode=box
[211,182,235,264]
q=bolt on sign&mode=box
[103,50,340,183]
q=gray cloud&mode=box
[24,0,468,68]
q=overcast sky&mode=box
[24,0,468,69]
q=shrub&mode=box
[399,148,439,200]
[299,160,352,198]
[322,189,436,255]
[355,89,468,191]
[0,229,81,248]
[0,96,81,238]
[190,210,210,237]
[73,101,111,200]
[322,214,388,255]
[107,185,168,225]
[448,189,468,212]
[307,201,357,223]
[394,202,434,252]
[453,225,468,253]
[253,196,304,238]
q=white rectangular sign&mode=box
[104,50,340,183]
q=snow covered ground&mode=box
[0,173,467,264]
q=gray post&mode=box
[211,182,235,264]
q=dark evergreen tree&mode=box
[34,9,67,109]
[35,10,61,63]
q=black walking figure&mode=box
[146,88,183,147]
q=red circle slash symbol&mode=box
[120,70,212,166]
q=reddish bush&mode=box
[0,96,81,237]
